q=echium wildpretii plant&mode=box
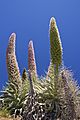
[0,33,29,116]
[6,33,21,85]
[47,17,77,120]
[22,17,80,120]
[28,41,37,75]
[0,17,80,120]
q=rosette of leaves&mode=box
[0,79,21,115]
[34,78,61,119]
[0,69,29,117]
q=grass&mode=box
[0,109,20,120]
[0,117,20,120]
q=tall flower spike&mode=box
[28,70,34,96]
[6,33,21,84]
[60,70,76,119]
[22,68,28,83]
[49,17,62,74]
[28,40,37,79]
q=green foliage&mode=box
[1,81,21,115]
[1,68,80,119]
[0,69,29,116]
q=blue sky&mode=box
[0,0,80,90]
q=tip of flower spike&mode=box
[28,40,34,48]
[50,17,56,28]
[9,33,16,41]
[23,68,27,73]
[7,33,16,54]
[28,40,33,45]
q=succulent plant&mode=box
[0,17,80,120]
[0,34,27,117]
[6,33,22,89]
